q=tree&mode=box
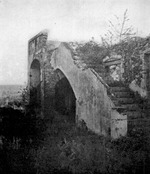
[101,9,136,47]
[101,10,145,85]
[70,38,108,76]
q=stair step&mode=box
[108,80,125,86]
[113,104,139,112]
[121,104,139,111]
[112,98,135,105]
[112,91,134,98]
[128,118,150,129]
[123,111,144,119]
[111,87,130,92]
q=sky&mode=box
[0,0,149,85]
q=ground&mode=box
[0,92,150,173]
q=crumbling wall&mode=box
[48,43,114,135]
[28,31,127,138]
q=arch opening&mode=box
[54,69,76,122]
[30,59,41,105]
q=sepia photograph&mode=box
[0,0,150,173]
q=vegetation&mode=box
[73,10,150,87]
[75,40,108,66]
[0,99,150,174]
[0,9,150,174]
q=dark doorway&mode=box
[55,70,76,122]
[30,59,41,105]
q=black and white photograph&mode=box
[0,0,150,173]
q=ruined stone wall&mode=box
[49,43,116,135]
[28,31,127,138]
[28,31,48,118]
[43,51,60,119]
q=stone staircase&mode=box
[109,83,148,136]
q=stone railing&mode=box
[103,54,124,85]
[90,67,127,139]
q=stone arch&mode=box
[54,68,76,122]
[54,66,78,98]
[29,59,41,105]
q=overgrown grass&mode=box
[34,111,150,174]
[0,105,150,174]
[0,104,46,174]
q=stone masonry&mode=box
[28,31,128,139]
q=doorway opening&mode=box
[54,69,76,122]
[30,59,41,105]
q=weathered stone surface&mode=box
[28,31,128,138]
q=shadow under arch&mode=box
[30,59,41,105]
[54,68,76,122]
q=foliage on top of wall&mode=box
[110,36,150,85]
[68,10,150,86]
[69,40,109,74]
[69,36,150,87]
[100,10,150,86]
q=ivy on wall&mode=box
[70,36,150,87]
[110,37,150,86]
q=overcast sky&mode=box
[0,0,149,85]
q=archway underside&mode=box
[30,59,41,105]
[54,69,76,122]
[44,68,76,122]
